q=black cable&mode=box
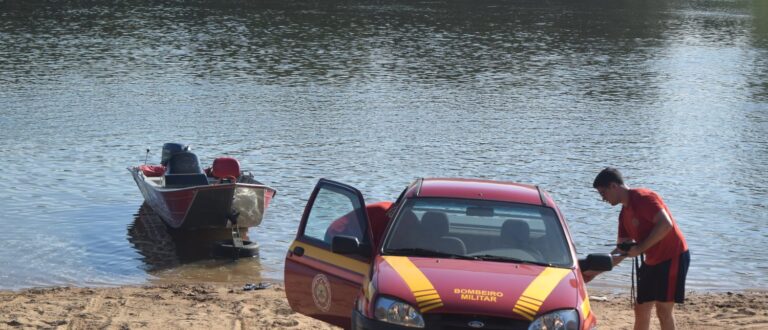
[631,254,645,307]
[631,256,637,307]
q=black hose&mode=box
[631,256,637,307]
[631,254,645,307]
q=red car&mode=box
[285,178,612,330]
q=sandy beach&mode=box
[1,283,765,329]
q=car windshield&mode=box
[382,198,573,268]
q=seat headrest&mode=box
[421,211,449,236]
[388,210,421,248]
[398,210,420,230]
[501,219,530,245]
[211,157,240,179]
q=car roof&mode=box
[408,178,546,206]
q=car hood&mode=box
[373,256,578,320]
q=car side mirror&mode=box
[331,235,370,257]
[579,253,613,272]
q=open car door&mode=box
[284,179,372,328]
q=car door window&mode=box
[303,185,367,246]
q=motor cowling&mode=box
[161,143,187,166]
[166,151,204,175]
[163,151,208,188]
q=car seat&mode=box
[387,210,422,249]
[501,219,543,261]
[421,211,467,255]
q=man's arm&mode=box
[627,209,672,258]
[610,247,627,266]
[610,236,635,266]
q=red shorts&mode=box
[637,250,690,303]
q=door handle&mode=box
[292,246,305,257]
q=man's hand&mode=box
[611,254,626,266]
[627,245,643,258]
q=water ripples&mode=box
[0,0,766,291]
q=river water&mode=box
[0,0,766,291]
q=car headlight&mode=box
[373,296,425,328]
[528,309,579,330]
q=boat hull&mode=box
[129,167,275,230]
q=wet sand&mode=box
[1,284,766,329]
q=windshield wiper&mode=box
[383,248,474,260]
[470,254,554,267]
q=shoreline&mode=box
[1,283,766,329]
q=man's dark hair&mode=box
[593,167,624,188]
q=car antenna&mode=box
[535,185,548,206]
[415,178,424,197]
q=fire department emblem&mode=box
[312,274,332,312]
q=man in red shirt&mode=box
[588,167,690,330]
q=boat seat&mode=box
[211,157,240,182]
[164,173,210,188]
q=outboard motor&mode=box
[164,151,209,188]
[166,151,204,175]
[161,143,188,166]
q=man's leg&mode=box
[655,301,677,330]
[633,301,654,330]
[656,251,688,330]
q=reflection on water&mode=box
[127,203,264,284]
[0,0,766,291]
[128,204,181,270]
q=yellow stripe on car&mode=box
[515,299,539,312]
[512,268,571,320]
[383,256,444,313]
[290,241,369,276]
[415,293,441,303]
[514,304,537,318]
[581,297,592,320]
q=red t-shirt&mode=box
[618,188,688,265]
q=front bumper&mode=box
[352,309,415,330]
[352,309,531,330]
